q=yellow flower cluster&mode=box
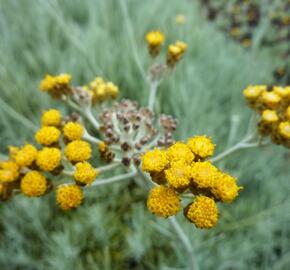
[145,30,187,68]
[0,108,100,209]
[243,85,290,148]
[142,136,241,229]
[86,77,119,104]
[166,41,188,68]
[39,73,71,98]
[56,184,83,210]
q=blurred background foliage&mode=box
[0,0,289,269]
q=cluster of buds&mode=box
[142,136,242,229]
[40,74,119,106]
[145,30,187,68]
[0,108,104,210]
[243,85,290,148]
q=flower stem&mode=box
[98,162,122,173]
[148,80,159,111]
[90,170,137,187]
[169,216,198,270]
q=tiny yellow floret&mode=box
[35,126,60,146]
[36,147,61,172]
[167,142,194,164]
[187,136,215,159]
[63,122,84,141]
[74,161,98,185]
[147,186,181,218]
[261,110,279,123]
[184,195,218,229]
[15,144,38,167]
[0,161,19,183]
[56,184,84,210]
[278,121,290,139]
[261,91,281,109]
[141,148,168,173]
[20,171,47,197]
[211,173,241,203]
[165,161,191,190]
[191,161,218,188]
[65,140,92,163]
[41,109,62,127]
[145,31,165,46]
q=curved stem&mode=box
[169,217,198,270]
[84,107,100,130]
[90,170,137,187]
[83,129,102,144]
[98,162,122,173]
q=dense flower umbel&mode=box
[142,137,241,229]
[40,74,71,98]
[41,109,62,127]
[243,85,290,148]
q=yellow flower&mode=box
[0,161,19,183]
[175,14,186,24]
[243,85,266,103]
[184,195,218,229]
[56,184,84,210]
[167,142,194,164]
[261,91,281,109]
[55,73,71,85]
[39,75,56,92]
[36,147,62,172]
[106,82,119,99]
[211,172,241,203]
[141,148,168,173]
[145,30,165,46]
[98,141,107,153]
[187,136,215,159]
[273,86,290,98]
[41,109,62,127]
[63,122,84,141]
[65,140,92,163]
[278,121,290,139]
[165,161,191,190]
[15,144,38,167]
[35,126,61,146]
[191,161,218,189]
[147,186,180,218]
[8,146,19,159]
[20,171,47,197]
[168,44,182,60]
[73,161,98,185]
[175,41,187,53]
[261,110,279,124]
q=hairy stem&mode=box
[169,217,198,270]
[148,80,159,111]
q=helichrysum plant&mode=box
[0,29,255,269]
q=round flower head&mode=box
[261,110,279,124]
[63,122,84,141]
[278,121,290,139]
[36,147,61,172]
[191,161,218,189]
[145,30,165,46]
[167,142,194,164]
[20,171,47,197]
[35,126,60,146]
[106,82,119,99]
[55,73,71,85]
[8,146,19,159]
[73,161,98,185]
[243,85,266,104]
[65,140,92,163]
[211,172,241,203]
[261,91,281,109]
[175,41,187,53]
[41,109,62,127]
[147,186,181,218]
[56,184,84,210]
[184,195,218,229]
[141,148,168,173]
[0,161,19,183]
[187,136,215,159]
[165,161,191,190]
[40,75,56,92]
[15,144,38,167]
[273,86,290,98]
